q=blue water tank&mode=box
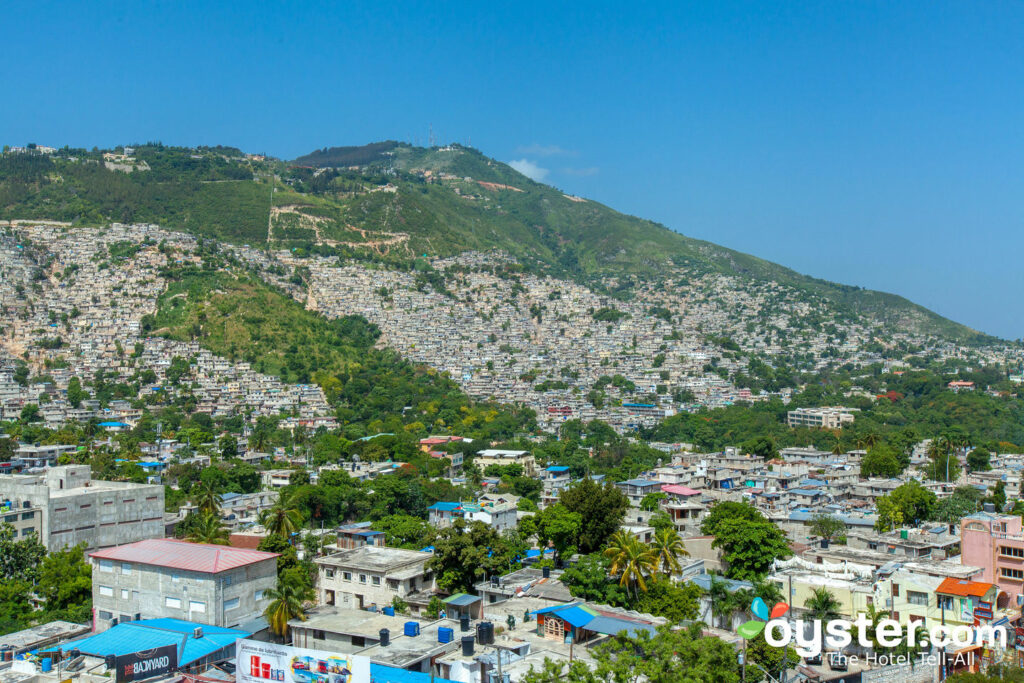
[41,658,52,673]
[438,627,453,644]
[404,621,420,637]
[383,606,395,616]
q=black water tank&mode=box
[478,621,494,645]
[542,566,550,578]
[460,614,470,632]
[379,628,390,647]
[461,635,474,657]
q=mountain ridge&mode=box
[0,141,994,343]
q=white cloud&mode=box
[508,158,550,181]
[516,144,576,157]
[562,166,599,177]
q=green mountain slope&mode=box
[0,142,990,342]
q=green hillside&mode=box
[0,142,990,342]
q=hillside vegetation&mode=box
[0,142,989,342]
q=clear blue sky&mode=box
[5,1,1024,338]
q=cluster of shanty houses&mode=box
[0,224,332,427]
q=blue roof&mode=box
[428,502,462,511]
[370,664,458,683]
[546,466,570,472]
[618,478,660,487]
[585,616,657,638]
[61,619,250,666]
[527,603,596,628]
[443,593,481,607]
[799,478,828,487]
[98,421,129,427]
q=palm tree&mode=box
[651,527,688,577]
[857,603,892,650]
[264,574,316,641]
[186,512,229,545]
[705,575,732,628]
[194,481,221,515]
[603,531,656,598]
[857,433,880,450]
[260,492,304,538]
[804,587,842,622]
[752,578,785,607]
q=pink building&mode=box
[961,512,1023,609]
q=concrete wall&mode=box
[92,557,277,630]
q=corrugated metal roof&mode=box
[585,616,657,638]
[370,664,458,683]
[61,619,250,665]
[90,539,278,573]
[442,593,481,606]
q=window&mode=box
[325,569,335,579]
[312,630,326,640]
[255,590,266,601]
[21,511,34,520]
[351,636,365,647]
[99,585,114,597]
[1001,567,1024,580]
[1001,546,1024,559]
[359,574,367,584]
[165,597,182,609]
[907,591,929,606]
[343,572,352,581]
[99,559,113,573]
[171,573,180,582]
[223,574,233,587]
[121,563,131,575]
[224,598,240,611]
[121,589,129,600]
[892,584,900,597]
[98,610,113,620]
[372,576,381,586]
[189,600,206,614]
[938,596,954,610]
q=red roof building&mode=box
[90,538,278,574]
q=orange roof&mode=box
[937,577,994,598]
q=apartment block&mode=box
[89,538,278,632]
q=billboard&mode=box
[235,639,369,683]
[115,644,178,683]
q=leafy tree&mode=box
[710,516,791,581]
[520,623,741,683]
[0,524,46,583]
[37,543,92,620]
[987,480,1007,511]
[701,501,763,536]
[534,503,582,562]
[66,376,88,408]
[875,480,937,531]
[193,479,221,514]
[639,491,667,511]
[371,514,432,549]
[559,479,628,554]
[741,436,779,460]
[934,486,983,524]
[967,447,992,472]
[860,443,904,478]
[218,434,238,459]
[426,520,521,593]
[809,513,846,544]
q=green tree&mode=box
[701,501,763,536]
[66,376,88,408]
[186,512,230,545]
[260,492,304,538]
[640,491,667,511]
[860,443,904,478]
[426,520,520,593]
[710,516,791,581]
[651,527,688,576]
[809,513,846,544]
[371,514,432,549]
[264,572,316,641]
[559,479,629,554]
[534,503,583,562]
[934,486,983,524]
[603,530,656,598]
[0,524,46,583]
[37,543,92,620]
[967,447,992,472]
[804,587,842,621]
[874,480,937,531]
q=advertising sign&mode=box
[236,639,369,683]
[115,645,178,683]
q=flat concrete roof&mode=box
[317,546,430,573]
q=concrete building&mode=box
[473,450,537,477]
[88,538,278,632]
[961,511,1024,608]
[786,406,857,429]
[0,465,164,550]
[316,546,435,611]
[427,501,517,532]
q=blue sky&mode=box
[4,1,1024,338]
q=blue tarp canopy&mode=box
[61,619,250,666]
